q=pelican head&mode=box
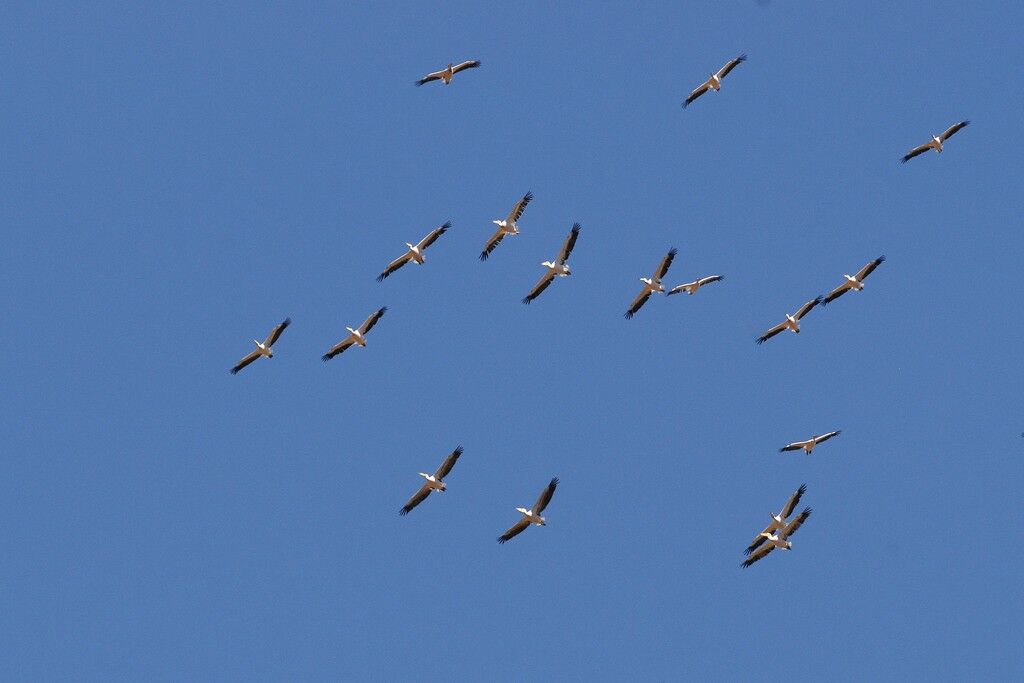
[516,507,529,516]
[418,472,430,480]
[406,242,415,250]
[538,517,546,526]
[346,327,357,335]
[542,260,554,268]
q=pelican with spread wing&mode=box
[755,296,823,344]
[683,54,747,108]
[415,60,481,86]
[523,223,580,304]
[399,446,464,516]
[745,484,807,556]
[377,222,451,282]
[481,192,533,261]
[742,507,812,568]
[822,256,885,305]
[902,121,969,163]
[498,478,559,544]
[230,318,291,374]
[667,275,723,297]
[322,307,387,362]
[779,431,841,454]
[625,248,678,319]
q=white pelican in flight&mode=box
[498,477,558,544]
[745,484,807,556]
[625,248,678,319]
[522,223,580,304]
[230,318,290,374]
[415,60,481,87]
[667,275,723,297]
[683,54,747,108]
[901,120,969,163]
[779,430,841,454]
[822,256,885,305]
[321,307,387,362]
[399,446,463,516]
[377,222,451,282]
[480,192,533,261]
[755,296,823,344]
[742,506,811,568]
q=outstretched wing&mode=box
[756,322,788,345]
[779,441,808,453]
[523,272,555,305]
[823,282,852,305]
[716,54,747,79]
[451,60,481,74]
[654,248,678,280]
[901,143,931,163]
[505,191,533,224]
[781,484,808,520]
[781,507,811,539]
[359,307,387,335]
[666,282,694,297]
[230,350,261,375]
[741,542,775,568]
[939,120,969,142]
[556,223,581,264]
[480,227,507,261]
[497,519,531,544]
[697,275,723,287]
[855,255,885,282]
[795,296,823,320]
[399,484,432,516]
[625,289,652,319]
[321,337,355,362]
[377,253,412,282]
[415,71,444,87]
[746,528,775,555]
[533,477,559,514]
[434,446,463,479]
[416,221,451,251]
[814,431,841,445]
[683,83,710,108]
[263,318,291,347]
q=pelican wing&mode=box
[434,446,463,479]
[625,288,652,319]
[855,255,885,282]
[377,253,412,282]
[683,83,710,108]
[230,350,261,375]
[654,248,678,280]
[742,542,775,568]
[814,430,840,445]
[321,337,355,362]
[756,322,788,345]
[716,54,747,79]
[666,282,694,297]
[782,507,811,538]
[505,191,534,224]
[415,70,445,87]
[823,282,853,305]
[358,307,387,335]
[781,484,808,520]
[451,60,481,74]
[416,221,451,251]
[779,440,810,453]
[745,525,782,555]
[556,223,581,264]
[939,120,969,142]
[901,143,931,163]
[497,518,531,544]
[522,271,555,305]
[697,275,723,287]
[399,484,432,516]
[795,296,823,320]
[263,318,291,347]
[533,477,559,514]
[479,227,507,261]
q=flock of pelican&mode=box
[228,55,972,561]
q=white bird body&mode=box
[683,55,747,108]
[481,193,533,260]
[780,431,841,454]
[231,318,291,374]
[667,275,723,296]
[756,296,823,344]
[399,447,463,516]
[823,256,885,305]
[498,478,559,543]
[322,308,387,362]
[420,473,445,492]
[625,248,678,318]
[377,223,450,281]
[902,121,969,163]
[415,60,481,87]
[347,327,366,347]
[516,507,546,526]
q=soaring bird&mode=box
[683,54,747,108]
[822,256,885,305]
[399,446,464,516]
[230,318,291,374]
[755,296,823,344]
[779,431,841,454]
[377,222,451,282]
[415,60,481,86]
[625,248,678,319]
[745,484,807,556]
[901,121,970,163]
[481,192,533,260]
[523,223,581,304]
[742,507,812,568]
[667,275,723,297]
[498,477,559,544]
[322,307,387,362]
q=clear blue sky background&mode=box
[2,2,1022,680]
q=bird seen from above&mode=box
[523,223,581,304]
[415,60,481,87]
[230,318,291,374]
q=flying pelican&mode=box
[399,446,463,516]
[779,431,841,454]
[498,477,559,544]
[755,296,823,344]
[480,192,533,261]
[230,318,290,374]
[745,484,806,556]
[625,248,678,319]
[667,275,723,297]
[901,121,970,163]
[742,507,812,568]
[377,222,451,282]
[522,223,581,304]
[415,60,481,87]
[321,307,387,362]
[683,54,747,108]
[822,256,885,305]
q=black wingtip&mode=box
[737,53,748,61]
[668,247,678,256]
[624,311,634,320]
[497,537,507,544]
[453,445,464,455]
[441,221,452,230]
[479,251,489,261]
[321,354,331,362]
[522,297,532,305]
[229,368,239,375]
[798,483,807,493]
[550,477,559,487]
[378,306,388,315]
[376,273,386,282]
[281,318,292,327]
[399,508,409,516]
[877,255,886,263]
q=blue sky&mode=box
[2,1,1023,680]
